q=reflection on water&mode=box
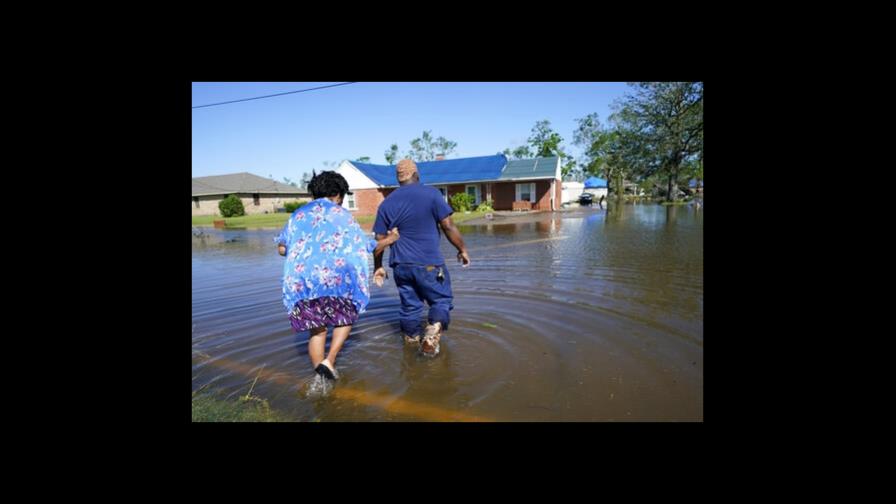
[192,203,703,421]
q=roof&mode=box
[498,157,559,181]
[584,177,607,188]
[349,154,559,187]
[689,179,702,188]
[192,172,309,196]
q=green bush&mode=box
[476,199,494,212]
[284,199,310,213]
[450,193,475,212]
[218,194,245,217]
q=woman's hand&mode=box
[373,267,388,287]
[386,227,400,244]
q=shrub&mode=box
[450,193,475,212]
[283,199,310,213]
[218,194,245,217]
[476,199,494,212]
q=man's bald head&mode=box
[396,159,418,185]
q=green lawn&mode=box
[192,213,375,228]
[191,393,290,422]
[192,211,489,229]
[449,209,492,224]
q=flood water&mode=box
[192,203,703,421]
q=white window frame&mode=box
[436,186,448,202]
[465,184,481,205]
[515,182,536,203]
[344,192,357,210]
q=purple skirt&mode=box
[289,296,359,332]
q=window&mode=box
[193,197,200,209]
[253,193,260,206]
[438,187,448,202]
[516,183,536,203]
[465,185,481,205]
[346,192,356,210]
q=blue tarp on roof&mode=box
[584,177,607,188]
[351,154,508,186]
[347,162,396,186]
[689,179,702,188]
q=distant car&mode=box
[579,192,594,205]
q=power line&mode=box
[192,82,357,109]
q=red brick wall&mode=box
[534,180,553,210]
[353,181,559,214]
[352,188,391,216]
[491,180,559,210]
[493,183,517,210]
[554,180,563,210]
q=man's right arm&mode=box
[439,215,470,267]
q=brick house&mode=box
[334,154,562,216]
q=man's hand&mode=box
[373,267,388,287]
[457,250,470,267]
[277,244,287,256]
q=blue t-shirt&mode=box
[373,183,454,267]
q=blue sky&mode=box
[192,82,632,182]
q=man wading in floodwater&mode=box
[372,159,471,357]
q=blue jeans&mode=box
[392,263,453,337]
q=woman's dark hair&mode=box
[308,170,350,199]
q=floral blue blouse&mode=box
[274,198,377,315]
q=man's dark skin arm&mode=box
[439,215,470,267]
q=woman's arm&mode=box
[373,227,399,255]
[372,228,398,287]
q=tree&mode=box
[527,120,576,178]
[356,156,370,163]
[384,144,399,164]
[680,156,703,195]
[501,145,533,160]
[572,113,602,151]
[573,113,608,184]
[406,130,458,161]
[528,120,563,158]
[573,111,643,198]
[614,82,703,202]
[282,176,298,188]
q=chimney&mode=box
[435,153,445,161]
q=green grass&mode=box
[191,214,219,226]
[192,213,290,228]
[192,207,482,229]
[191,393,289,422]
[193,212,376,228]
[450,209,492,224]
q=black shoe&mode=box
[315,360,337,380]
